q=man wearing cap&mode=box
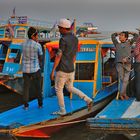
[50,18,93,115]
[22,27,43,110]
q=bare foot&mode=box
[123,95,129,100]
[119,95,125,100]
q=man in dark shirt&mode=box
[133,28,140,101]
[51,18,92,115]
[111,31,138,100]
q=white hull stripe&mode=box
[122,100,140,118]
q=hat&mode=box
[58,18,71,28]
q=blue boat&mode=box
[0,39,117,138]
[87,80,140,136]
[0,16,56,93]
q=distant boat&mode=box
[0,39,117,138]
[76,22,101,37]
[0,15,56,94]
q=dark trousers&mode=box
[134,63,140,101]
[23,70,43,107]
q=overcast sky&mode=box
[0,0,140,31]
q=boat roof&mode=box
[0,17,52,29]
[45,39,114,49]
[0,24,51,32]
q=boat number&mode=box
[6,67,14,72]
[80,48,96,52]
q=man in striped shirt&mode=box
[22,27,43,110]
[134,29,140,101]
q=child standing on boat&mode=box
[22,27,43,110]
[111,31,138,100]
[50,18,93,115]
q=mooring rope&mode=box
[0,129,12,134]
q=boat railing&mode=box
[72,42,101,99]
[0,17,53,28]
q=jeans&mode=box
[55,71,92,111]
[23,70,43,107]
[116,63,131,95]
[134,63,140,101]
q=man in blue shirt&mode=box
[22,27,43,110]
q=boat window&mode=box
[16,29,26,38]
[0,42,9,56]
[5,27,11,38]
[0,29,5,38]
[8,49,21,63]
[75,63,94,80]
[11,49,19,53]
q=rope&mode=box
[43,119,86,127]
[11,134,18,140]
[116,78,120,100]
[102,48,105,80]
[0,129,11,134]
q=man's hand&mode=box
[50,71,55,81]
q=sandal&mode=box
[52,110,66,115]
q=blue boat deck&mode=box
[0,96,87,128]
[0,82,117,129]
[96,98,140,119]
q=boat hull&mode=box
[13,91,117,138]
[87,118,140,135]
[87,98,140,135]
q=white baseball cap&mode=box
[58,18,71,28]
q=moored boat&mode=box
[0,15,55,94]
[76,22,100,37]
[87,78,140,136]
[0,39,117,138]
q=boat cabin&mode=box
[43,39,116,98]
[0,16,55,75]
